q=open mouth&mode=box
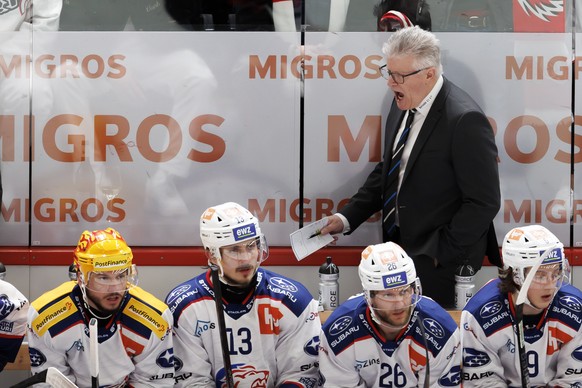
[237,265,253,274]
[395,91,405,101]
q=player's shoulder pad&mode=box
[165,275,207,315]
[462,279,511,336]
[548,284,582,329]
[257,269,314,315]
[30,281,78,337]
[322,295,368,355]
[124,286,170,340]
[417,297,458,333]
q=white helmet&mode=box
[200,202,269,264]
[359,242,418,291]
[358,242,421,330]
[502,225,566,287]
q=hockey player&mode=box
[319,241,461,387]
[0,0,62,31]
[0,277,28,372]
[167,202,320,387]
[27,227,175,387]
[461,225,582,386]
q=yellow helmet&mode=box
[74,228,134,285]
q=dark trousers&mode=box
[389,227,456,309]
[413,254,456,309]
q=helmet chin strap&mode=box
[79,283,114,320]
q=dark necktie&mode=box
[382,109,416,241]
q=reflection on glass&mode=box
[99,166,122,201]
[99,145,123,201]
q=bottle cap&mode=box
[319,256,339,275]
[68,263,78,281]
[455,263,475,283]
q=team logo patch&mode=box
[572,345,582,362]
[166,285,191,304]
[28,347,47,367]
[463,348,491,367]
[479,301,502,318]
[329,316,352,336]
[422,318,444,338]
[216,363,269,387]
[304,335,319,357]
[194,320,214,337]
[232,224,256,241]
[156,349,174,369]
[439,365,461,386]
[0,294,15,320]
[558,295,582,312]
[269,277,298,293]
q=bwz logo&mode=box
[382,271,407,288]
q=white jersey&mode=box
[461,279,582,387]
[28,281,175,387]
[166,268,321,388]
[319,294,461,387]
[0,0,61,31]
[0,279,29,370]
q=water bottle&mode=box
[0,262,5,281]
[318,256,339,311]
[455,262,475,310]
[68,263,78,281]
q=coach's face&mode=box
[386,54,436,111]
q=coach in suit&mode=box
[320,26,500,307]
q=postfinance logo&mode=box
[33,299,76,336]
[124,301,167,339]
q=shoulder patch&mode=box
[123,297,168,339]
[31,296,77,336]
[129,286,169,313]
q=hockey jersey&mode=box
[461,279,582,387]
[28,281,174,387]
[0,0,61,31]
[0,279,28,371]
[319,294,461,387]
[167,268,320,388]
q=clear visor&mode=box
[84,264,138,292]
[219,235,268,263]
[364,279,421,330]
[524,263,567,290]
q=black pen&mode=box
[308,230,321,239]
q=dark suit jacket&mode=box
[340,77,500,271]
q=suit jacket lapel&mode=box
[402,78,451,183]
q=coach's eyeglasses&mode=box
[379,65,429,84]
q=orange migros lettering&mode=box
[328,115,382,162]
[503,199,568,224]
[1,197,125,223]
[506,55,581,80]
[248,198,380,223]
[0,113,226,163]
[0,53,126,79]
[248,54,384,80]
